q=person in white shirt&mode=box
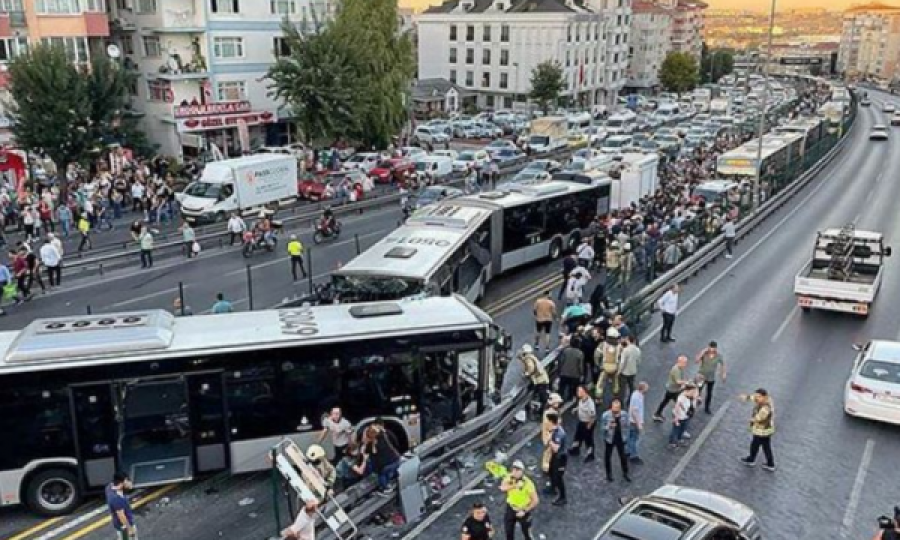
[227,213,247,246]
[564,267,591,306]
[39,240,62,287]
[130,181,145,212]
[48,233,64,258]
[722,217,737,259]
[282,499,317,540]
[656,284,680,343]
[318,407,353,464]
[576,238,595,269]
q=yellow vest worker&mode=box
[500,460,539,539]
[287,235,307,281]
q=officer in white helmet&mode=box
[306,444,337,495]
[595,327,624,406]
[518,344,549,406]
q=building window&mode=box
[567,26,572,42]
[575,25,580,41]
[466,48,474,64]
[211,0,240,14]
[41,37,89,63]
[566,50,570,67]
[0,0,23,11]
[36,0,80,13]
[134,0,156,13]
[217,80,247,101]
[270,0,296,14]
[466,25,474,41]
[0,37,28,63]
[449,69,457,84]
[449,47,457,63]
[273,37,291,58]
[504,96,512,108]
[83,0,106,11]
[501,24,510,42]
[500,72,508,89]
[213,37,245,59]
[148,80,171,102]
[482,49,491,65]
[482,72,491,88]
[120,35,135,56]
[465,71,474,87]
[143,36,161,57]
[499,49,509,66]
[450,25,457,41]
[483,25,491,41]
[486,95,495,107]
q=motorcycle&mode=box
[242,225,280,258]
[313,220,342,244]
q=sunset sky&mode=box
[400,0,858,11]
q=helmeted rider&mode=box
[320,206,336,236]
[255,211,274,247]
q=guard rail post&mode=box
[307,248,314,295]
[178,282,186,317]
[246,265,254,311]
[354,234,361,255]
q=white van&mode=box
[654,104,682,123]
[414,155,454,182]
[605,111,637,135]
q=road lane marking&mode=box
[108,286,182,308]
[840,439,875,538]
[771,305,800,343]
[6,517,64,540]
[665,401,731,484]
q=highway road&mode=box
[3,96,899,540]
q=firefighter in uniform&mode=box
[595,327,624,408]
[541,393,563,474]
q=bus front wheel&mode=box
[549,239,563,260]
[25,468,82,516]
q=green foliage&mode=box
[659,52,700,94]
[701,47,735,84]
[267,0,415,148]
[529,61,565,114]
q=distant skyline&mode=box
[399,0,860,11]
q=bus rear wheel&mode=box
[25,468,81,516]
[549,239,563,260]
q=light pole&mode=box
[752,0,776,211]
[513,62,520,105]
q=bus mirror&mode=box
[885,246,892,257]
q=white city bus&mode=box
[0,296,505,515]
[331,178,612,303]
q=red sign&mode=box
[177,110,276,133]
[174,100,252,119]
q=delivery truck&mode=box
[607,152,659,210]
[177,154,298,223]
[527,116,568,153]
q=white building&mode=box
[108,0,333,159]
[660,0,705,63]
[837,3,900,82]
[416,0,631,111]
[626,0,672,92]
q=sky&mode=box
[399,0,857,11]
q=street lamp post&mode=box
[513,62,520,105]
[752,0,776,211]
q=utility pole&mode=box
[753,0,777,211]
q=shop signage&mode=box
[176,109,277,133]
[174,100,253,119]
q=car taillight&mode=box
[851,382,872,394]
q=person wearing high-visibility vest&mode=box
[499,460,538,540]
[287,235,307,281]
[77,215,92,252]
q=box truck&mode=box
[527,117,568,153]
[608,152,659,210]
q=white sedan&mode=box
[891,112,900,127]
[883,103,896,114]
[870,125,889,140]
[844,340,900,425]
[342,152,381,172]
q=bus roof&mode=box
[455,179,609,210]
[0,296,491,374]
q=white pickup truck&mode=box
[794,226,892,318]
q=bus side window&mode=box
[224,363,279,441]
[279,356,341,433]
[0,386,74,471]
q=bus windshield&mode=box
[331,274,426,302]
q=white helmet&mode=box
[606,327,620,339]
[306,444,327,461]
[521,344,534,354]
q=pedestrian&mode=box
[738,388,776,471]
[461,502,494,540]
[105,472,136,540]
[318,406,353,465]
[600,398,631,483]
[77,214,92,252]
[556,336,584,403]
[532,291,557,353]
[544,411,567,506]
[22,206,35,241]
[57,204,73,238]
[26,245,46,294]
[626,382,648,463]
[695,341,726,414]
[722,216,736,259]
[281,498,317,540]
[653,355,689,422]
[500,460,538,540]
[227,212,246,246]
[541,393,563,475]
[568,385,596,462]
[40,239,62,288]
[558,254,577,300]
[180,221,196,258]
[172,297,193,316]
[211,292,234,314]
[576,238,595,269]
[657,283,680,343]
[362,425,401,496]
[138,226,157,268]
[10,249,30,303]
[305,445,337,496]
[618,335,641,399]
[518,344,550,407]
[564,267,591,306]
[287,234,307,280]
[668,382,697,449]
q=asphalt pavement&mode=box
[3,99,900,540]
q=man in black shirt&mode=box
[461,502,494,540]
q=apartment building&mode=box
[108,0,332,159]
[837,2,900,82]
[0,0,111,144]
[658,0,705,62]
[417,0,630,111]
[626,0,672,93]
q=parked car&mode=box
[600,135,634,155]
[523,159,563,173]
[484,139,519,157]
[451,120,480,139]
[414,185,464,210]
[453,149,491,172]
[432,149,459,161]
[369,158,415,184]
[510,169,551,185]
[413,125,450,146]
[341,152,381,173]
[400,146,429,159]
[474,121,504,138]
[845,340,900,426]
[256,143,306,158]
[491,147,525,166]
[299,170,372,201]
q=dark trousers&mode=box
[291,255,307,280]
[229,232,241,245]
[571,421,595,455]
[504,506,533,540]
[184,241,195,258]
[747,435,775,467]
[655,390,680,417]
[140,249,153,268]
[78,232,92,252]
[725,236,735,255]
[661,312,676,341]
[548,453,567,501]
[533,383,549,409]
[558,376,580,402]
[621,374,636,401]
[46,265,61,287]
[16,275,29,298]
[28,268,45,293]
[604,438,629,479]
[703,381,716,413]
[558,273,569,300]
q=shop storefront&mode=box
[174,100,278,158]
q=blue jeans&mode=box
[377,460,400,490]
[626,425,641,457]
[669,419,689,445]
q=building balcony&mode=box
[152,5,204,33]
[154,70,210,81]
[110,18,137,32]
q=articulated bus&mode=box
[0,296,505,515]
[715,132,805,180]
[331,178,612,303]
[774,117,825,155]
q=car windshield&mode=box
[183,182,222,199]
[331,275,425,303]
[415,162,431,171]
[458,151,476,161]
[860,360,900,384]
[377,161,394,169]
[489,140,509,148]
[606,139,627,148]
[566,162,588,171]
[348,155,366,162]
[607,118,625,127]
[693,188,726,202]
[529,135,550,145]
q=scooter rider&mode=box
[320,207,337,236]
[256,212,274,247]
[873,507,900,540]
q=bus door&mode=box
[70,384,118,490]
[186,373,229,474]
[117,377,193,487]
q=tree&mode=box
[659,52,700,94]
[529,61,565,114]
[7,44,144,197]
[701,45,734,84]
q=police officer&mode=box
[461,502,494,540]
[500,460,539,540]
[287,234,307,281]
